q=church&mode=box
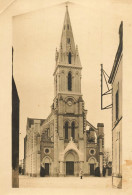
[24,6,104,177]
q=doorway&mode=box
[45,163,49,176]
[66,161,74,175]
[90,164,95,175]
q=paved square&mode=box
[19,175,132,194]
[19,175,112,188]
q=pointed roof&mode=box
[54,5,81,70]
[60,5,76,54]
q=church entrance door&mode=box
[90,164,94,175]
[45,163,49,176]
[66,161,74,175]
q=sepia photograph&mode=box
[0,0,132,194]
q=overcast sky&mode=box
[12,0,124,160]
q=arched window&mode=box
[68,52,71,64]
[68,72,72,91]
[67,38,70,44]
[65,122,68,139]
[71,122,75,139]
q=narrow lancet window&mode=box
[68,52,71,64]
[67,38,70,44]
[65,122,68,139]
[68,72,72,91]
[71,122,75,139]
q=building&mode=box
[19,159,24,175]
[12,47,19,187]
[23,135,27,175]
[24,6,104,177]
[24,118,44,176]
[108,22,123,188]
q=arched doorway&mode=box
[41,157,51,176]
[90,158,95,175]
[64,150,79,176]
[88,157,98,176]
[45,158,50,176]
[66,153,74,175]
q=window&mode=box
[45,149,49,153]
[68,72,72,91]
[89,149,96,155]
[71,122,75,139]
[67,38,70,43]
[90,150,94,154]
[115,90,119,120]
[67,24,69,29]
[68,52,71,64]
[65,122,68,139]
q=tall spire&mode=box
[60,5,75,54]
[55,5,81,67]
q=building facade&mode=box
[108,22,123,188]
[12,47,19,187]
[24,6,104,177]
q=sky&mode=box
[12,0,124,160]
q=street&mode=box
[19,175,112,188]
[19,175,132,195]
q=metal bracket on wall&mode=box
[101,64,112,110]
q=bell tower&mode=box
[52,6,87,177]
[53,5,82,98]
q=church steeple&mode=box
[54,5,82,97]
[60,5,75,54]
[55,5,81,67]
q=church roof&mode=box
[86,120,97,131]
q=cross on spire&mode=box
[65,1,69,8]
[60,3,75,55]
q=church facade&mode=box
[24,6,104,177]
